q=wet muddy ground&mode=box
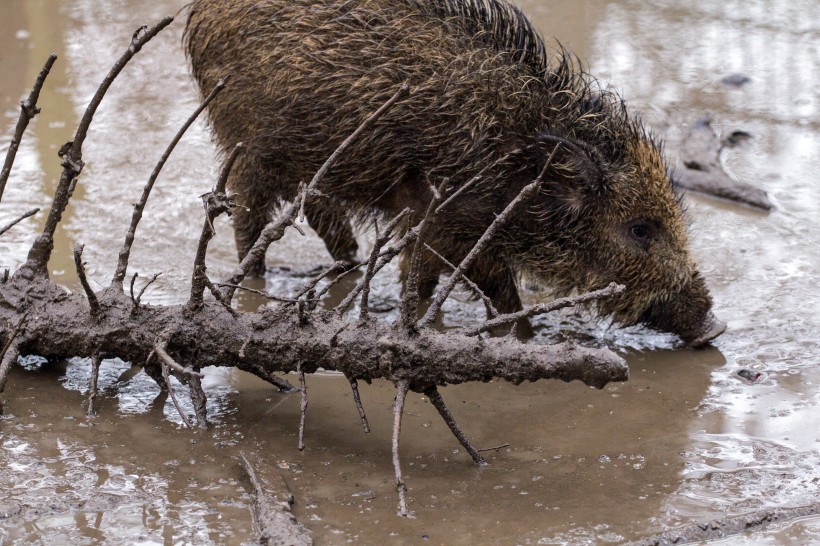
[1,0,819,544]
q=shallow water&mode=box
[1,0,818,544]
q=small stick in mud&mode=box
[298,366,308,451]
[0,314,27,405]
[424,387,486,465]
[73,244,101,316]
[0,54,57,202]
[401,179,449,331]
[0,208,40,237]
[239,452,313,546]
[392,379,411,517]
[86,354,103,417]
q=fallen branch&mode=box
[677,116,772,210]
[239,452,313,546]
[629,501,820,546]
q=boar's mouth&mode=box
[639,273,726,347]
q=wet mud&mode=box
[1,0,819,544]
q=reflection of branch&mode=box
[0,54,58,203]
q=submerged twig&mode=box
[298,366,307,451]
[348,376,371,433]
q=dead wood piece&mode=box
[298,367,307,450]
[189,142,243,308]
[155,348,193,429]
[677,116,773,210]
[0,54,58,203]
[628,501,820,546]
[239,452,313,546]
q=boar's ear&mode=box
[535,131,606,198]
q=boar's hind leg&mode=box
[228,153,277,277]
[303,198,360,270]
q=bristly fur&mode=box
[185,0,718,342]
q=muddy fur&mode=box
[184,0,721,343]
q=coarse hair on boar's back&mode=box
[184,0,725,346]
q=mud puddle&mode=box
[1,0,819,544]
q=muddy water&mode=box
[1,0,818,544]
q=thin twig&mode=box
[335,208,411,318]
[133,272,161,308]
[216,283,312,304]
[392,379,411,517]
[425,387,486,465]
[188,374,208,429]
[312,262,366,301]
[87,354,103,417]
[23,17,174,278]
[0,208,39,237]
[203,276,239,317]
[188,142,243,308]
[418,145,560,329]
[153,342,205,379]
[73,244,101,316]
[0,54,57,203]
[156,349,193,429]
[113,77,228,287]
[477,443,510,453]
[464,282,625,337]
[298,365,307,451]
[424,243,498,318]
[348,376,371,433]
[221,83,410,300]
[294,261,345,300]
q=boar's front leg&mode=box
[303,197,360,270]
[469,257,534,338]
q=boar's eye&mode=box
[626,220,655,250]
[631,224,650,240]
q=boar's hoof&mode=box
[687,312,726,347]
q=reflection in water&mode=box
[0,0,818,543]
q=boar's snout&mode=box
[641,271,726,347]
